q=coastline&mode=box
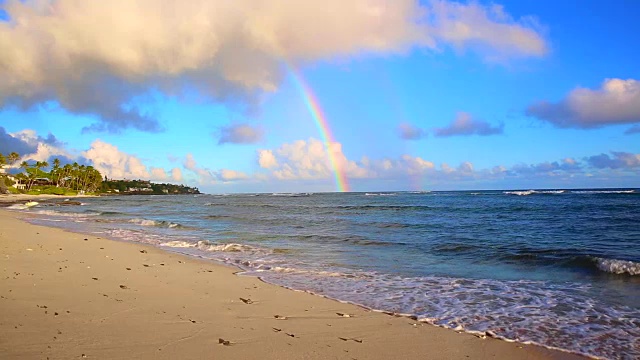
[0,209,585,359]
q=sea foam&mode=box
[593,257,640,275]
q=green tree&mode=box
[8,152,20,165]
[20,161,35,190]
[51,158,61,187]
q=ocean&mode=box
[9,189,640,359]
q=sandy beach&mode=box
[0,209,584,360]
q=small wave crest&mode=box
[33,209,101,218]
[6,204,29,210]
[593,257,640,276]
[271,192,312,197]
[161,240,267,254]
[504,190,565,196]
[128,218,183,228]
[572,190,635,194]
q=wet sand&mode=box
[0,209,584,359]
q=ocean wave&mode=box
[34,209,101,218]
[6,204,29,210]
[571,190,635,194]
[504,190,565,196]
[128,218,184,228]
[499,250,640,276]
[593,257,640,276]
[161,240,268,254]
[271,192,311,197]
[365,193,397,196]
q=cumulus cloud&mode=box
[526,78,640,129]
[218,124,264,144]
[257,149,278,169]
[257,138,358,180]
[217,169,249,181]
[183,153,214,184]
[586,152,640,169]
[510,157,582,176]
[82,140,180,181]
[0,0,546,132]
[255,138,640,189]
[171,167,183,182]
[430,1,547,60]
[398,122,426,140]
[434,112,504,137]
[255,137,490,183]
[0,127,71,164]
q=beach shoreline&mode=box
[0,209,586,359]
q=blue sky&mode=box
[0,0,639,193]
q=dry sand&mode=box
[0,209,584,359]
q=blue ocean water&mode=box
[11,189,640,359]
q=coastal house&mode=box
[33,177,53,186]
[7,175,26,190]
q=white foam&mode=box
[572,190,635,194]
[504,190,565,196]
[271,193,311,197]
[594,257,640,275]
[196,241,261,253]
[128,218,182,228]
[129,218,158,226]
[34,209,99,218]
[504,190,534,196]
[6,204,28,210]
[161,240,194,248]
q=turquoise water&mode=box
[13,189,640,359]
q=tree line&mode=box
[0,152,102,194]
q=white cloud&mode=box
[259,138,366,181]
[587,152,640,169]
[217,169,249,181]
[430,1,547,60]
[82,140,177,181]
[183,154,199,172]
[82,140,150,179]
[0,127,70,164]
[527,78,640,129]
[150,167,168,181]
[434,112,504,137]
[0,0,547,132]
[171,167,183,182]
[255,138,640,189]
[258,149,278,169]
[183,153,215,184]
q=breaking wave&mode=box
[161,240,267,254]
[571,190,635,194]
[593,257,640,276]
[128,218,183,228]
[503,190,565,196]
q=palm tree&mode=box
[52,158,61,187]
[8,152,20,165]
[20,161,35,190]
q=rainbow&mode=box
[287,66,350,192]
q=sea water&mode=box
[12,189,640,359]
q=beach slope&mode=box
[0,210,582,359]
